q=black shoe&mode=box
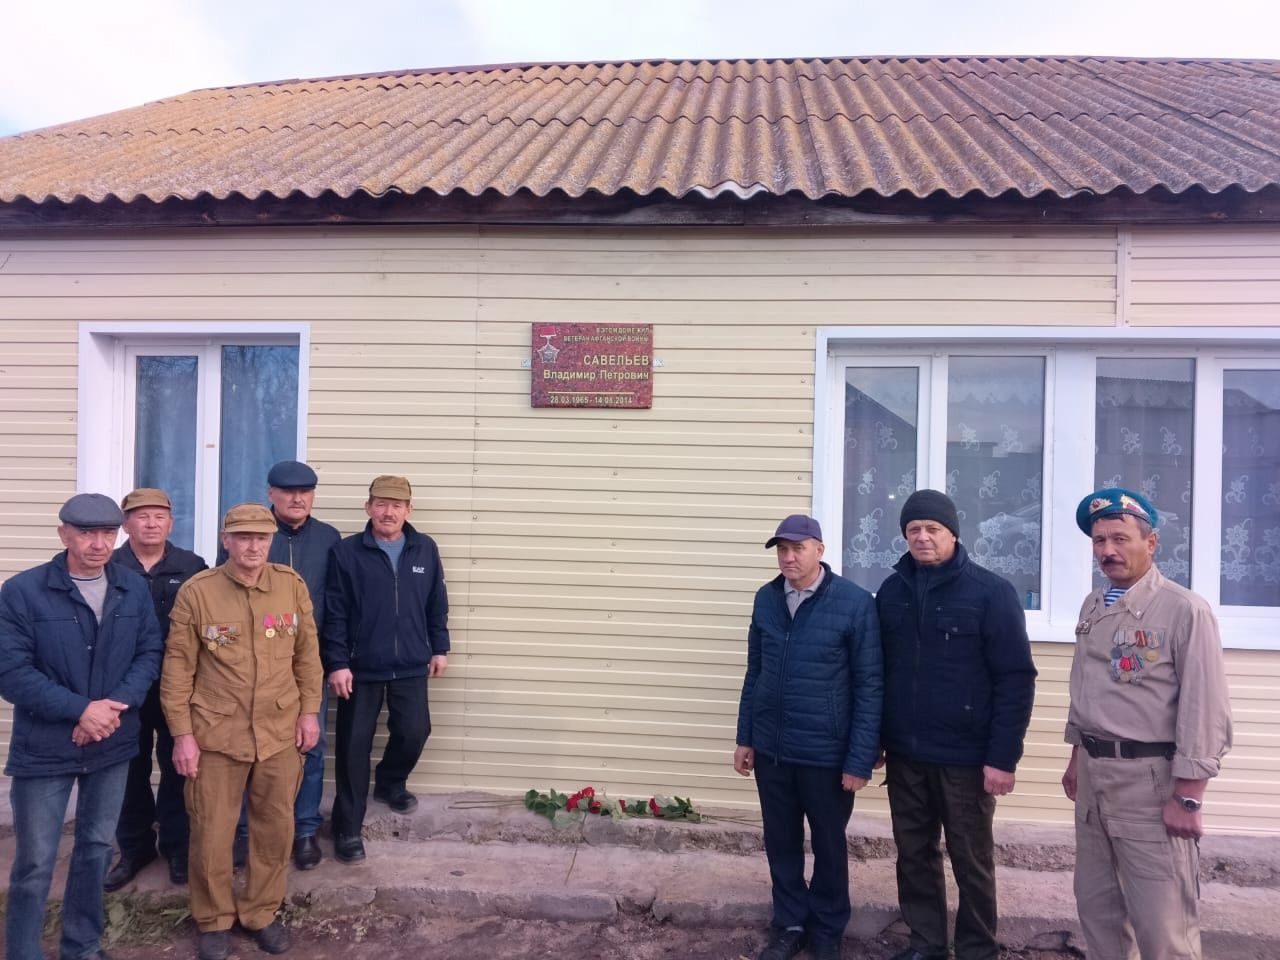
[103,850,157,891]
[889,950,948,960]
[254,920,291,954]
[757,928,806,960]
[372,784,418,814]
[168,852,188,885]
[333,834,366,863]
[811,939,843,960]
[292,835,322,870]
[197,930,231,960]
[232,833,249,871]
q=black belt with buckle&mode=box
[1080,735,1175,760]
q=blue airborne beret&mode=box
[266,460,318,489]
[1076,487,1159,535]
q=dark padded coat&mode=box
[736,563,884,778]
[0,554,163,777]
[876,543,1037,772]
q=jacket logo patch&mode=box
[412,565,426,574]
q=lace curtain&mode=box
[1221,370,1280,606]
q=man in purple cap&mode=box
[0,493,163,960]
[1063,487,1232,960]
[734,514,883,960]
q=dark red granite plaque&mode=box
[530,323,653,409]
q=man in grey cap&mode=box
[734,514,883,960]
[105,487,207,891]
[220,460,340,870]
[0,493,163,960]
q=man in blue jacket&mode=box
[875,490,1037,960]
[734,514,883,960]
[324,475,449,864]
[0,493,163,960]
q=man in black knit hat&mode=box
[875,490,1037,960]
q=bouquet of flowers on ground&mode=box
[524,785,701,828]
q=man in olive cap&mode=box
[875,490,1036,960]
[0,493,163,960]
[220,460,340,870]
[1063,488,1232,960]
[734,514,882,960]
[324,475,450,864]
[105,487,207,891]
[162,504,323,960]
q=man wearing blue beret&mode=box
[1062,488,1233,960]
[0,493,163,960]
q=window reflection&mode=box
[842,368,917,594]
[1221,370,1280,606]
[135,356,198,550]
[946,357,1044,608]
[219,346,299,521]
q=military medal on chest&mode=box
[263,614,277,638]
[203,623,240,652]
[1110,626,1163,683]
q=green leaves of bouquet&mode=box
[524,785,702,829]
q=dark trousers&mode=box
[754,758,855,944]
[886,757,998,960]
[116,682,188,860]
[331,675,430,838]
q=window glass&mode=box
[219,345,299,521]
[134,356,198,550]
[946,357,1044,608]
[1094,359,1194,588]
[842,367,917,593]
[1221,369,1280,606]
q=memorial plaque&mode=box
[530,323,653,409]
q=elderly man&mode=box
[734,514,883,960]
[162,504,323,960]
[875,490,1037,960]
[324,475,450,864]
[105,487,207,891]
[0,493,163,960]
[1063,488,1233,960]
[221,460,340,870]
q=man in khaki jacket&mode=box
[162,504,323,960]
[1062,487,1232,960]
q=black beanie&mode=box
[899,489,960,539]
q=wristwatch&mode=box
[1175,795,1203,812]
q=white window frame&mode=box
[78,322,310,562]
[814,325,1280,651]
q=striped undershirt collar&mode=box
[1103,586,1129,608]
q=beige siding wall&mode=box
[0,224,1276,834]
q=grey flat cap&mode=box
[267,460,318,489]
[59,493,124,529]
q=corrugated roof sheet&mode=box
[2,56,1279,205]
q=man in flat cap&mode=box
[0,493,163,960]
[1063,488,1232,960]
[875,490,1037,960]
[162,504,323,960]
[324,475,450,864]
[734,514,883,960]
[219,460,340,871]
[104,487,207,891]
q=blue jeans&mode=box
[236,689,328,841]
[7,761,130,960]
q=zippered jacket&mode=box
[736,563,884,777]
[218,512,340,630]
[323,520,449,681]
[876,543,1037,772]
[113,540,207,641]
[0,553,163,777]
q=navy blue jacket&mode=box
[113,540,207,641]
[0,553,163,777]
[736,563,883,777]
[323,521,450,681]
[876,543,1037,772]
[218,511,340,630]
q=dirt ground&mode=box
[9,911,1083,960]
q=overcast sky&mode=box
[2,0,1277,136]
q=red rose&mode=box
[648,797,662,817]
[581,786,595,798]
[589,800,601,813]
